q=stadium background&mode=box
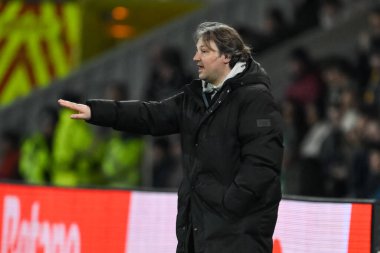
[0,0,380,252]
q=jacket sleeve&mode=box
[223,87,283,217]
[86,93,183,136]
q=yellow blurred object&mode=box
[0,1,81,106]
[0,0,203,106]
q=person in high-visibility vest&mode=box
[101,132,144,188]
[19,106,58,184]
[52,91,94,186]
[99,81,145,188]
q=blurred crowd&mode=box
[0,83,145,189]
[237,0,366,55]
[1,0,380,200]
[282,3,380,199]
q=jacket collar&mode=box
[227,58,271,90]
[187,58,271,97]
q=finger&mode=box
[58,99,72,108]
[70,113,86,119]
[58,99,80,111]
[58,99,78,110]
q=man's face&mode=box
[193,38,230,85]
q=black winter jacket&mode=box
[86,59,283,253]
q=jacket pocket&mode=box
[194,173,224,206]
[194,173,237,220]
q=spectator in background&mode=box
[320,56,357,106]
[339,89,359,136]
[52,91,94,186]
[261,7,292,50]
[320,104,349,197]
[362,47,380,114]
[318,0,347,30]
[357,6,380,88]
[284,47,323,143]
[19,106,58,185]
[351,117,380,198]
[365,146,380,198]
[321,56,360,143]
[0,130,21,180]
[298,103,330,197]
[285,47,324,108]
[101,132,144,188]
[144,45,191,101]
[143,45,189,187]
[283,48,325,196]
[358,6,380,55]
[100,82,145,188]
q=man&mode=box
[59,22,283,253]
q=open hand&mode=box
[58,99,91,120]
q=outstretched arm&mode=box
[59,92,183,136]
[86,93,183,135]
[58,99,91,120]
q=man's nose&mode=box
[193,52,200,61]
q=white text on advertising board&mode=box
[1,195,81,253]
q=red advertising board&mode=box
[0,184,131,252]
[0,183,374,253]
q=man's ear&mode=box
[222,54,231,64]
